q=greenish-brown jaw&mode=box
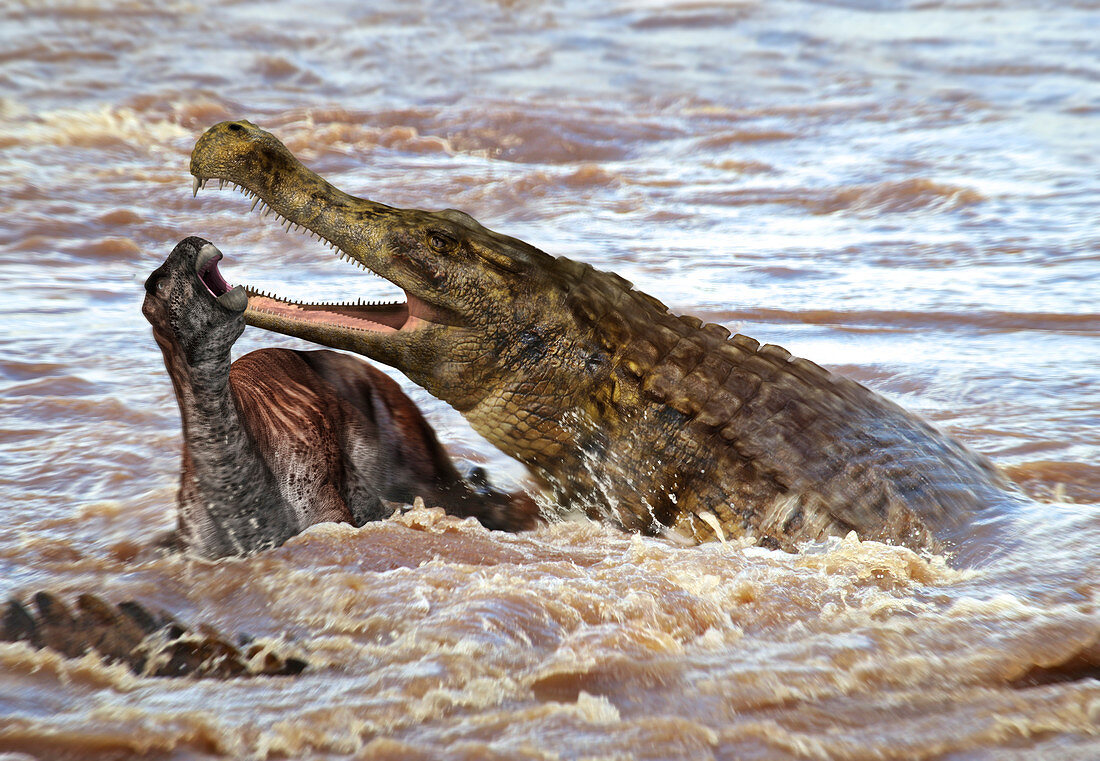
[187,122,448,344]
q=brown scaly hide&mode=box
[1,592,306,678]
[552,257,1012,552]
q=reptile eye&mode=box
[145,275,168,296]
[427,232,457,253]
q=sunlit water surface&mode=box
[1,0,1098,758]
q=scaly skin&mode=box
[190,120,1025,562]
[1,592,307,677]
[145,236,536,559]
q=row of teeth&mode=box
[244,287,400,309]
[244,303,393,334]
[192,176,370,272]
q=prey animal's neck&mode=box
[160,343,295,558]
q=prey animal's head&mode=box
[189,120,564,411]
[143,236,248,366]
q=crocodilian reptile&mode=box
[189,120,1027,566]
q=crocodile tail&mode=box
[0,592,307,678]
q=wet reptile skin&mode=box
[189,120,1026,561]
[0,591,307,678]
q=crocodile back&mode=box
[554,257,1014,551]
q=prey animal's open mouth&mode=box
[196,245,231,298]
[189,176,443,335]
[195,242,247,312]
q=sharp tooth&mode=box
[192,176,201,198]
[250,196,261,212]
[219,179,225,190]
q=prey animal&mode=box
[143,236,536,558]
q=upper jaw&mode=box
[189,120,406,278]
[189,177,461,335]
[189,121,482,340]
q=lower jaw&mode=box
[245,294,408,334]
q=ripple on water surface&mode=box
[0,509,1098,759]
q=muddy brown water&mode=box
[1,0,1098,758]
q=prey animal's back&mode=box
[227,348,387,528]
[229,348,531,531]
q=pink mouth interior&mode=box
[199,255,232,298]
[247,294,412,333]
